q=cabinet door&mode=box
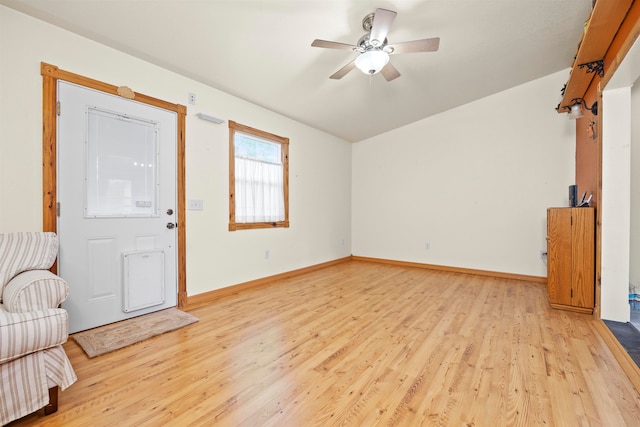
[571,208,595,308]
[547,208,572,306]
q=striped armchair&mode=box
[0,232,77,425]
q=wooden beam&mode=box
[558,0,634,113]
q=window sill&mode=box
[229,221,290,231]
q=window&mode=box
[86,107,159,217]
[228,121,289,231]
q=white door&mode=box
[57,81,178,333]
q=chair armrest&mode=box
[0,308,69,364]
[2,270,69,313]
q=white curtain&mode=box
[235,157,284,223]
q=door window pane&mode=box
[86,107,160,217]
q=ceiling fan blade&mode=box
[330,60,356,79]
[311,39,355,51]
[369,8,397,47]
[388,37,440,54]
[381,62,401,81]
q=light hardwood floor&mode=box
[10,260,640,426]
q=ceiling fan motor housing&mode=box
[355,34,394,55]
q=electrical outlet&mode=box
[188,92,196,105]
[265,250,270,260]
[425,242,431,250]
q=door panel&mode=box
[547,208,572,305]
[57,81,178,333]
[86,237,118,301]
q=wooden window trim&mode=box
[228,120,289,231]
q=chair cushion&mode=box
[0,307,69,364]
[0,232,58,290]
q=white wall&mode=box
[630,81,640,295]
[352,70,575,277]
[600,87,631,322]
[599,34,640,322]
[0,4,581,298]
[0,6,352,296]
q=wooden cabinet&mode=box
[546,208,595,314]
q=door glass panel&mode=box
[86,107,159,217]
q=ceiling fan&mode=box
[311,8,440,81]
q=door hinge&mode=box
[56,202,60,217]
[570,288,573,298]
[56,101,61,116]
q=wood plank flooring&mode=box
[10,260,640,426]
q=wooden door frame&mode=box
[40,62,188,308]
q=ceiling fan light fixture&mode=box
[355,50,389,75]
[311,8,439,81]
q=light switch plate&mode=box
[188,199,203,210]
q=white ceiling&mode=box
[1,0,593,142]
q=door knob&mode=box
[166,222,176,229]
